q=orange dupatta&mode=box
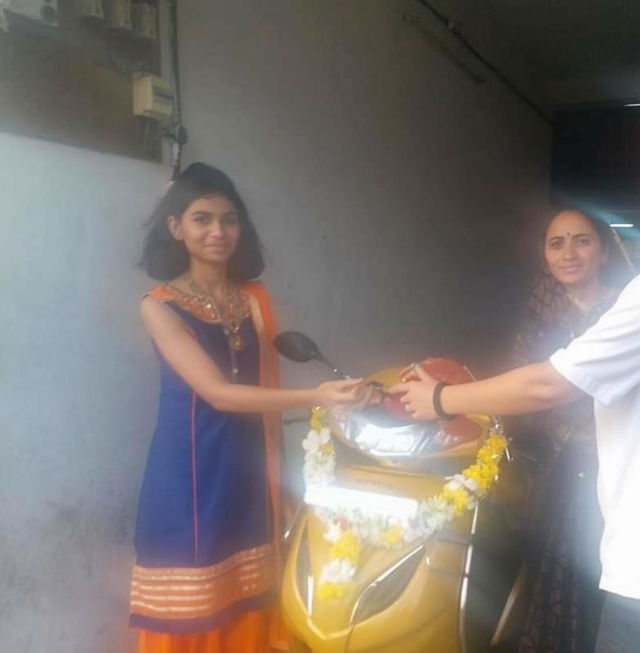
[244,281,289,652]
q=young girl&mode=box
[130,163,363,652]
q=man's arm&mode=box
[391,275,640,421]
[390,361,580,421]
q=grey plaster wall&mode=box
[177,0,552,539]
[1,2,551,651]
[0,133,166,652]
[178,0,551,383]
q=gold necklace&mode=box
[185,275,247,352]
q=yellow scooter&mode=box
[275,332,531,653]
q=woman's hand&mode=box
[316,378,365,407]
[389,364,439,420]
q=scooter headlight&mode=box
[353,421,437,456]
[351,544,424,624]
[340,409,450,459]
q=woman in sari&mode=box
[513,207,633,653]
[130,163,363,653]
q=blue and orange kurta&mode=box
[130,281,284,648]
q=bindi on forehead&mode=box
[547,230,591,242]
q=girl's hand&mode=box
[316,378,364,407]
[359,382,385,408]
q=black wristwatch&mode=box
[433,381,457,421]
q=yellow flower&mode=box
[477,443,503,465]
[485,433,507,454]
[442,485,472,516]
[463,432,506,493]
[464,464,494,491]
[381,524,404,548]
[318,581,346,599]
[310,406,329,432]
[330,530,362,564]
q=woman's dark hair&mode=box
[544,204,634,288]
[141,163,264,280]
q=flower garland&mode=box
[302,407,508,599]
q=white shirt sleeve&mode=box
[549,275,640,407]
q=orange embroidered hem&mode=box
[131,545,276,621]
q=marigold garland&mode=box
[302,406,508,599]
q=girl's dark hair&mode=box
[141,163,264,280]
[544,204,634,288]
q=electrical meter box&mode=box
[132,2,157,40]
[4,0,59,25]
[75,0,104,20]
[133,73,173,121]
[110,0,132,30]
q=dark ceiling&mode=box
[430,0,640,88]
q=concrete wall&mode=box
[0,133,166,652]
[177,0,552,517]
[179,0,551,384]
[1,2,551,651]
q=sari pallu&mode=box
[512,274,619,653]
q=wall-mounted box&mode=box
[109,0,131,31]
[132,2,156,40]
[75,0,104,20]
[3,0,58,25]
[133,73,173,121]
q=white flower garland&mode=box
[302,407,507,599]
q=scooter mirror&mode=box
[274,331,322,363]
[274,331,349,378]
